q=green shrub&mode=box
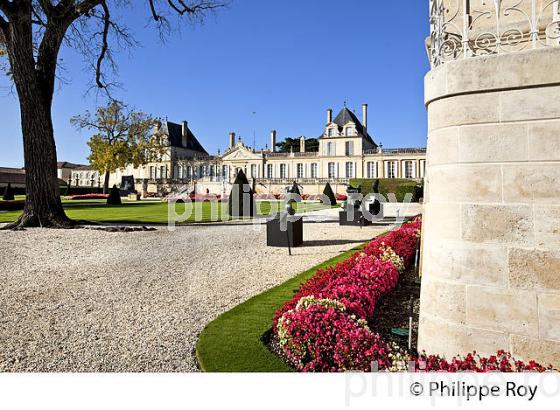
[349,178,422,203]
[2,183,15,201]
[322,182,337,206]
[106,185,122,205]
[229,169,254,218]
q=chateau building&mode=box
[109,104,427,196]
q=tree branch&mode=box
[148,0,160,21]
[37,0,55,16]
[95,0,109,89]
[0,0,17,14]
[0,14,7,32]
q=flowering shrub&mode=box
[277,299,391,372]
[273,216,553,372]
[362,221,420,268]
[413,350,552,372]
[376,245,405,273]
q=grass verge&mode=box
[0,200,335,224]
[196,243,368,372]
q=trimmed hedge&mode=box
[0,185,26,196]
[350,178,422,203]
[0,200,25,211]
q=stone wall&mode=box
[419,47,560,367]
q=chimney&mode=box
[229,132,236,148]
[270,130,277,152]
[327,108,333,124]
[181,121,188,147]
[362,104,368,130]
[299,136,305,153]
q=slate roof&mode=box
[0,170,26,185]
[328,107,376,147]
[0,167,66,186]
[164,121,209,155]
[57,161,84,169]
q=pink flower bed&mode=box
[68,194,109,200]
[273,217,553,372]
[278,303,391,372]
[254,193,277,200]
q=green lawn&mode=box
[0,200,335,224]
[195,243,370,372]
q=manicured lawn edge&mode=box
[195,239,383,372]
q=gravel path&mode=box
[0,212,389,372]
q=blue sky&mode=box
[0,1,430,167]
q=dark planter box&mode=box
[339,210,373,227]
[267,215,303,247]
[339,200,383,226]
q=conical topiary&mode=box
[228,169,254,218]
[2,183,15,201]
[289,181,301,196]
[107,184,122,205]
[322,182,337,206]
[373,179,380,194]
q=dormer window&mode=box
[345,127,354,136]
[327,128,334,137]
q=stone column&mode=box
[419,46,560,367]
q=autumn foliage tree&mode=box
[0,1,225,229]
[71,101,164,193]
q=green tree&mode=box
[71,101,164,194]
[0,1,225,229]
[275,137,319,153]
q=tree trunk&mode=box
[103,171,110,194]
[5,91,74,229]
[2,9,73,229]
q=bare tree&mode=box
[0,0,226,229]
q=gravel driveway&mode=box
[0,212,389,372]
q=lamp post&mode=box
[283,199,296,256]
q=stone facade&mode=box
[419,44,560,367]
[110,104,427,197]
[70,166,101,188]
